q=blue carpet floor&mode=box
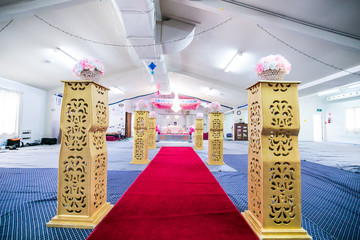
[0,154,359,240]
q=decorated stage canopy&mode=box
[151,98,201,110]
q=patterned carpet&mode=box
[0,154,359,240]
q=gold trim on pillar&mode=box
[194,118,203,150]
[242,81,311,240]
[131,111,150,164]
[207,112,224,165]
[148,117,156,149]
[47,80,113,229]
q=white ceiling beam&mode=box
[164,0,360,50]
[298,65,360,90]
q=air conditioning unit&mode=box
[21,130,31,143]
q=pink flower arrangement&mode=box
[149,111,157,118]
[156,124,160,134]
[208,102,220,112]
[136,100,148,111]
[255,54,291,75]
[189,125,195,134]
[196,113,204,119]
[73,57,105,77]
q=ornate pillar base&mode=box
[130,159,150,164]
[206,160,225,165]
[242,211,311,240]
[47,202,112,229]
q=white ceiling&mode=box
[0,0,359,109]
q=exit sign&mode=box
[317,109,322,112]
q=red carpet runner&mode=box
[87,147,257,240]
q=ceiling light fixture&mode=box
[49,47,78,67]
[109,87,125,94]
[318,88,340,96]
[55,47,78,62]
[224,50,243,73]
[348,82,360,89]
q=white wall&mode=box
[298,94,360,144]
[298,95,325,141]
[223,111,233,137]
[325,98,360,144]
[0,77,47,145]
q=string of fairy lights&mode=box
[0,19,13,33]
[0,14,358,78]
[34,15,232,47]
[257,24,360,77]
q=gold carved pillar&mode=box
[131,111,150,164]
[47,81,112,229]
[207,112,224,165]
[242,81,311,239]
[148,117,156,149]
[194,118,203,150]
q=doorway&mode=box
[313,114,323,142]
[125,112,132,138]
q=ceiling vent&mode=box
[326,91,360,101]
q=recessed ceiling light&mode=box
[224,50,243,73]
[348,82,360,89]
[318,88,340,96]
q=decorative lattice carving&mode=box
[195,131,203,148]
[269,100,293,127]
[95,84,106,95]
[249,157,262,218]
[68,82,89,91]
[269,162,295,224]
[135,129,145,138]
[268,131,293,156]
[66,99,88,124]
[135,118,146,129]
[134,138,145,160]
[250,101,261,155]
[268,83,291,92]
[209,139,222,161]
[94,153,106,209]
[62,156,87,213]
[96,101,107,125]
[93,129,105,150]
[249,83,260,95]
[211,131,222,139]
[64,126,87,151]
[195,121,203,130]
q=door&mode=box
[125,112,132,138]
[313,114,323,142]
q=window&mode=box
[345,107,360,133]
[0,88,21,138]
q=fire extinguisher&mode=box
[327,113,331,123]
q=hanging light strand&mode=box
[257,24,360,77]
[34,14,232,47]
[0,19,13,33]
